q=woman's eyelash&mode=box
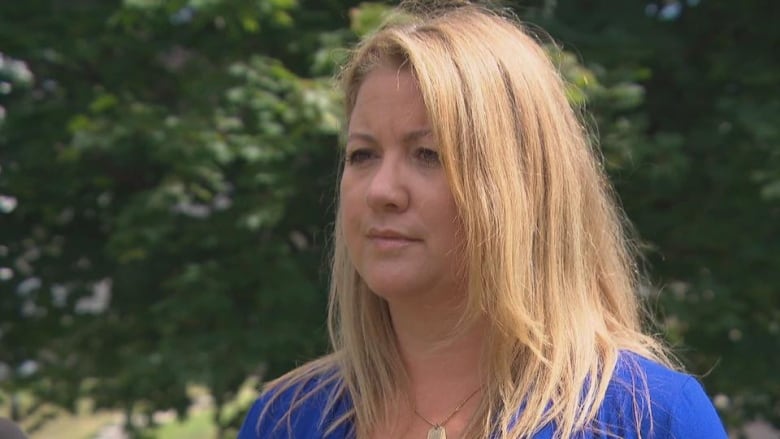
[345,147,440,166]
[416,148,440,165]
[345,149,374,164]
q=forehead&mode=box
[352,66,422,108]
[348,66,430,133]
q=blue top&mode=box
[238,353,728,438]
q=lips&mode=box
[366,228,417,240]
[366,228,420,250]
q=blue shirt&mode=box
[238,353,728,438]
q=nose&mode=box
[366,153,409,212]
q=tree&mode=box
[1,0,358,436]
[1,0,777,437]
[527,0,780,428]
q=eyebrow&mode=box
[347,128,433,145]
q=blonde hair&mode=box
[260,2,674,438]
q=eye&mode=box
[345,148,376,165]
[415,147,440,167]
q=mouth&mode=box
[366,228,418,240]
[366,229,420,249]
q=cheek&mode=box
[339,180,363,250]
[339,173,362,211]
[430,186,460,233]
[431,194,465,260]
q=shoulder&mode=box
[237,364,352,439]
[591,351,728,439]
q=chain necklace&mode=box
[412,388,480,439]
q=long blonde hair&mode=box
[261,2,674,438]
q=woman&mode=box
[238,1,728,438]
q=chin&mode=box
[362,276,426,302]
[365,282,413,301]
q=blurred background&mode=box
[0,0,778,438]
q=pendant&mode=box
[427,425,446,439]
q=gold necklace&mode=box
[413,388,480,439]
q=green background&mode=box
[1,0,777,437]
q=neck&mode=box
[387,295,485,408]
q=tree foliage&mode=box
[532,0,780,426]
[0,0,777,437]
[1,0,356,434]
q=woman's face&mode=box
[340,66,464,303]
